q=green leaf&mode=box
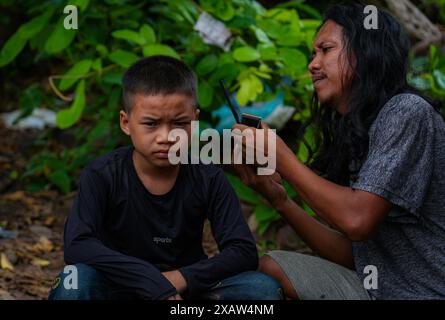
[209,63,238,85]
[0,5,53,66]
[0,32,27,67]
[252,27,272,44]
[302,202,316,217]
[236,74,263,106]
[102,71,123,85]
[44,18,78,54]
[433,70,445,90]
[96,44,109,57]
[280,48,307,78]
[70,0,90,11]
[198,81,214,108]
[47,170,71,194]
[142,44,180,59]
[108,50,139,68]
[18,9,54,39]
[254,204,280,236]
[277,24,303,47]
[56,80,86,129]
[257,44,278,61]
[225,173,262,204]
[140,24,156,44]
[257,19,283,39]
[18,84,42,121]
[196,54,218,76]
[59,59,92,91]
[112,29,146,45]
[233,46,261,62]
[297,126,315,163]
[215,2,235,21]
[91,58,102,74]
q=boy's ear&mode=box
[120,110,131,136]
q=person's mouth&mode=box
[154,150,170,159]
[312,74,327,87]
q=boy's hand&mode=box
[162,270,187,294]
[166,294,183,300]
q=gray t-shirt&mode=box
[351,93,445,300]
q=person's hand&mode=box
[232,162,289,211]
[162,270,187,294]
[166,294,183,300]
[231,122,290,167]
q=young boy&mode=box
[48,56,282,300]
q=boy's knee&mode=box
[48,263,108,300]
[242,271,284,300]
[221,271,283,300]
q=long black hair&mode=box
[306,3,441,186]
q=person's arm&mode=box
[233,164,354,269]
[234,96,435,241]
[277,152,392,241]
[64,167,177,300]
[233,124,391,241]
[177,169,258,297]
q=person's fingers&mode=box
[271,172,282,184]
[232,123,249,131]
[261,122,270,129]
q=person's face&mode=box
[308,20,353,114]
[120,93,199,169]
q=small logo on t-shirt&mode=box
[153,237,172,244]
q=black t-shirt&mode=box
[64,146,258,299]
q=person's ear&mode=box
[120,110,131,136]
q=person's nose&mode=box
[155,124,172,145]
[308,53,321,74]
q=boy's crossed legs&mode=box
[48,263,284,300]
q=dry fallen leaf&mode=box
[31,258,50,267]
[1,252,14,270]
[2,190,25,201]
[32,236,54,253]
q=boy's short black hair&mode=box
[122,55,198,113]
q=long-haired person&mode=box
[233,3,445,300]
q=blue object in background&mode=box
[211,92,285,133]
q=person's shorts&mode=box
[266,250,372,300]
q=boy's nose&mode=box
[155,125,172,144]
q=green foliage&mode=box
[2,0,442,237]
[1,0,321,197]
[409,45,445,107]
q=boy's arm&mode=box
[64,167,177,300]
[177,169,258,296]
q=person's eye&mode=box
[173,122,189,127]
[322,47,333,53]
[143,122,156,127]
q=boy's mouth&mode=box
[154,150,170,159]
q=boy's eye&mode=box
[173,122,189,127]
[143,122,156,127]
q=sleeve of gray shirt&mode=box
[351,94,436,222]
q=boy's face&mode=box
[120,93,199,169]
